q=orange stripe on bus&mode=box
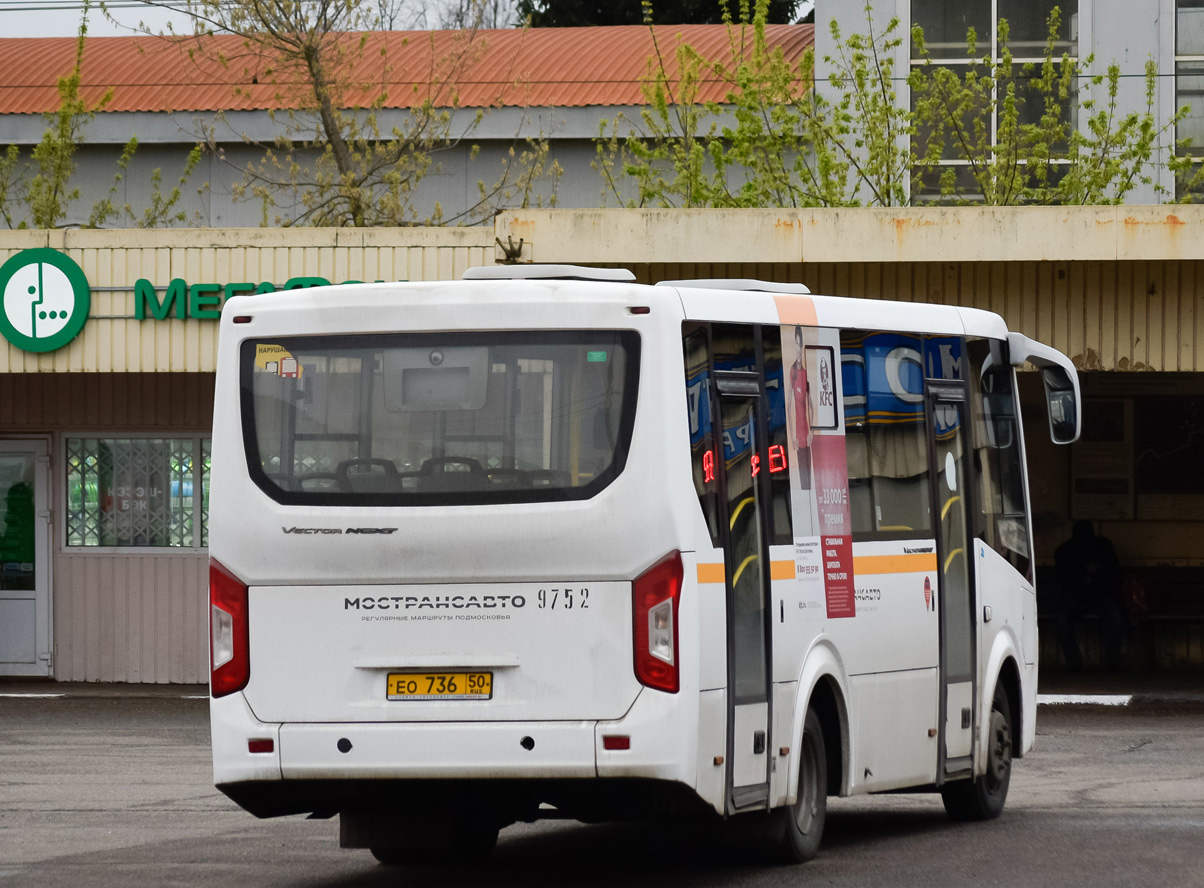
[773,294,818,327]
[770,560,796,580]
[697,561,795,583]
[852,553,938,574]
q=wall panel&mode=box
[0,373,215,430]
[51,553,208,684]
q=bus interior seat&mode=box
[417,457,489,492]
[296,472,342,491]
[336,458,403,493]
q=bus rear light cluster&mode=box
[210,559,250,698]
[632,551,683,693]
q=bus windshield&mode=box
[240,331,639,505]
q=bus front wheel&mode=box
[940,682,1012,821]
[775,706,827,863]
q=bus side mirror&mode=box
[1041,366,1079,445]
[1007,332,1081,445]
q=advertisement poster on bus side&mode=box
[812,433,855,618]
[782,324,855,619]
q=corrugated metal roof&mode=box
[0,25,813,115]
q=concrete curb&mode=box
[1038,692,1204,709]
[0,682,209,699]
[1038,694,1133,706]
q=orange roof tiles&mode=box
[0,24,813,115]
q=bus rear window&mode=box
[240,331,640,505]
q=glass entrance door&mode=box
[719,395,771,808]
[927,388,975,775]
[0,440,51,676]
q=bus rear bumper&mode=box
[218,774,718,822]
[212,689,706,819]
[278,719,598,779]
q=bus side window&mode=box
[967,338,1032,580]
[841,330,932,540]
[683,327,723,547]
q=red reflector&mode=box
[628,306,651,314]
[233,316,253,324]
[602,735,630,750]
[248,739,274,754]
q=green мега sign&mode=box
[0,247,388,353]
[132,276,355,320]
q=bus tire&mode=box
[776,706,827,863]
[940,682,1012,822]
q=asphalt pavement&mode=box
[2,692,1203,887]
[4,668,1202,707]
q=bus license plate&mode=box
[386,672,493,701]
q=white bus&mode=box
[207,265,1080,864]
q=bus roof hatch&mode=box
[655,279,811,295]
[462,265,636,283]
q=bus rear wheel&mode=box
[940,682,1012,821]
[775,706,827,863]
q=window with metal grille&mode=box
[65,437,211,548]
[910,0,1079,202]
[1178,0,1204,200]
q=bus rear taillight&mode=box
[210,559,250,697]
[632,551,683,693]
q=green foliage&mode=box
[596,0,911,208]
[910,8,1194,204]
[594,20,722,207]
[184,0,559,226]
[11,6,110,228]
[88,143,204,228]
[599,1,1199,208]
[517,0,800,28]
[808,4,911,205]
[0,1,200,229]
[0,145,21,230]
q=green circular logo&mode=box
[0,248,91,353]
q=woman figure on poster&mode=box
[790,325,813,490]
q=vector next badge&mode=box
[0,248,91,353]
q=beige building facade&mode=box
[1,207,1201,682]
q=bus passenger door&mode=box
[715,390,772,811]
[928,383,976,778]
